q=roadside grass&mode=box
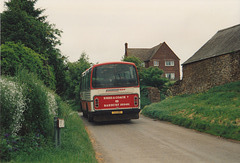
[13,101,97,163]
[141,81,240,141]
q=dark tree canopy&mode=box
[1,0,67,95]
[1,0,62,54]
[4,0,46,21]
[123,56,144,73]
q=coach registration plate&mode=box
[111,111,123,114]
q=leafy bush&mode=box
[10,103,97,163]
[15,70,57,137]
[0,133,48,161]
[141,67,169,91]
[123,56,144,73]
[0,77,27,136]
[66,53,92,101]
[1,42,56,89]
[0,71,59,161]
[140,86,151,109]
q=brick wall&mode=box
[171,52,240,95]
[149,43,180,80]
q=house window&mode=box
[165,61,174,66]
[165,73,175,80]
[153,61,159,66]
[141,62,145,67]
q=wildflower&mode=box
[4,133,10,138]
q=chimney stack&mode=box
[125,42,128,57]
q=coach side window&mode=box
[86,71,90,90]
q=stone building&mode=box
[125,42,180,80]
[171,24,240,95]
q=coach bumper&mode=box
[90,108,140,122]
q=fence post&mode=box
[54,117,58,148]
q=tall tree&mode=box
[1,0,67,95]
[1,0,62,54]
[4,0,46,21]
[66,53,92,100]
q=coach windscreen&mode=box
[92,64,138,88]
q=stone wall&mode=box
[171,52,240,95]
[147,87,160,103]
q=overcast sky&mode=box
[1,0,240,65]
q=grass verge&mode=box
[12,101,97,163]
[141,81,240,141]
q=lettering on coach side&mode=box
[104,96,113,100]
[98,94,135,109]
[120,103,130,106]
[104,103,130,107]
[104,103,120,107]
[103,95,128,100]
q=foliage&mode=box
[47,49,68,95]
[123,56,169,92]
[16,70,57,137]
[7,104,97,163]
[140,86,151,109]
[4,0,46,21]
[0,1,96,162]
[1,41,56,89]
[0,71,57,137]
[1,73,96,162]
[142,81,240,140]
[141,66,169,91]
[123,56,171,104]
[66,53,92,101]
[0,77,27,136]
[123,56,144,73]
[1,0,62,54]
[0,133,49,161]
[0,71,60,161]
[1,0,68,96]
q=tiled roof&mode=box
[127,43,163,61]
[183,24,240,65]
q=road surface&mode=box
[80,113,240,163]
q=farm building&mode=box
[172,24,240,95]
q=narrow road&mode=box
[80,113,240,163]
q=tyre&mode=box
[88,113,94,122]
[86,104,94,122]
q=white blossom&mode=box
[0,78,28,135]
[47,91,57,116]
